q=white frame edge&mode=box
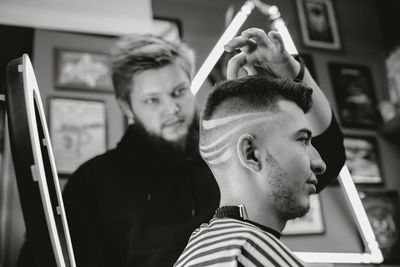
[294,166,383,264]
[190,1,255,95]
[22,54,76,267]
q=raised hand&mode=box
[224,28,299,80]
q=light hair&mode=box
[110,34,195,104]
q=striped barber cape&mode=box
[174,217,306,267]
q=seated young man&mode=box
[175,74,325,267]
[175,28,345,267]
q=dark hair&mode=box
[201,75,313,121]
[110,34,195,104]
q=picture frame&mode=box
[152,16,182,42]
[296,0,341,50]
[49,97,107,175]
[359,190,400,263]
[343,135,383,184]
[54,48,113,92]
[329,63,381,128]
[283,194,325,235]
[385,45,400,105]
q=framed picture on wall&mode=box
[385,46,400,105]
[329,63,381,128]
[343,135,383,184]
[152,16,182,42]
[282,194,325,235]
[296,0,341,50]
[359,190,400,263]
[54,48,113,92]
[49,97,107,175]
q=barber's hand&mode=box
[224,28,300,80]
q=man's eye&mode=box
[144,98,159,104]
[172,87,187,97]
[298,137,311,145]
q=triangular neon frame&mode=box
[190,1,383,264]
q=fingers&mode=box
[241,28,273,47]
[267,31,285,53]
[226,52,246,80]
[224,36,256,53]
[243,65,257,76]
[224,28,279,54]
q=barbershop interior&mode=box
[1,0,400,266]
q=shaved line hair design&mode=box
[110,34,195,105]
[200,113,274,165]
[199,76,313,168]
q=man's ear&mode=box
[237,134,261,173]
[118,99,135,123]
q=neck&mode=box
[217,168,286,233]
[219,197,286,233]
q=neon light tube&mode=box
[190,1,255,95]
[272,18,298,55]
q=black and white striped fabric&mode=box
[174,217,306,267]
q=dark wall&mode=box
[0,25,34,94]
[375,0,400,54]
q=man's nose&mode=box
[310,146,326,175]
[165,97,180,115]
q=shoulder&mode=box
[62,148,118,192]
[175,219,269,266]
[177,218,305,267]
[72,148,118,176]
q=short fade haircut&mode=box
[199,76,313,167]
[110,34,196,104]
[201,76,312,121]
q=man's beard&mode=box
[265,153,310,221]
[134,115,200,161]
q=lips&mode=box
[307,183,317,194]
[163,117,184,128]
[306,174,318,194]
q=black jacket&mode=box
[62,125,220,267]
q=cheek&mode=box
[280,150,309,178]
[180,95,195,107]
[133,106,162,130]
[179,96,196,116]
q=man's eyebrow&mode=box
[172,83,189,91]
[297,128,312,138]
[142,91,160,97]
[142,83,189,96]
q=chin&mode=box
[163,129,188,142]
[282,198,310,220]
[163,132,185,142]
